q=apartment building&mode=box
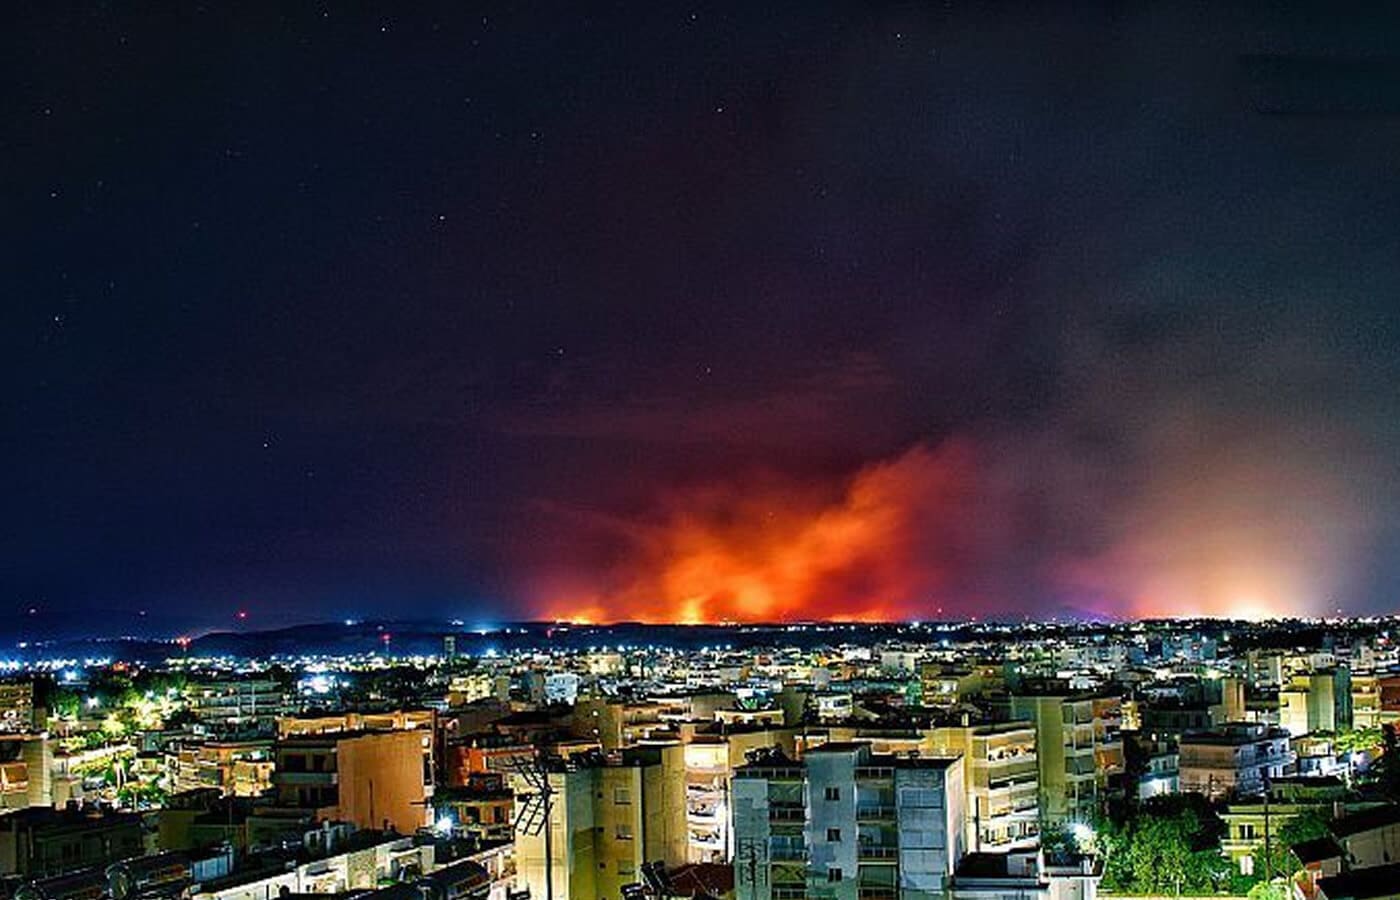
[165,739,274,797]
[1278,669,1353,737]
[0,681,38,733]
[433,772,513,844]
[1178,723,1295,799]
[929,722,1039,852]
[187,679,289,737]
[273,729,433,834]
[732,742,965,900]
[513,744,688,900]
[1006,692,1124,824]
[684,727,799,864]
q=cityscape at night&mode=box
[8,3,1400,900]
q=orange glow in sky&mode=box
[536,442,982,624]
[529,430,1372,624]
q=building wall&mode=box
[641,744,688,869]
[335,731,432,834]
[895,760,963,900]
[733,775,774,900]
[930,725,1038,852]
[1343,822,1400,871]
[806,749,859,900]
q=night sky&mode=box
[7,4,1400,634]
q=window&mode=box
[827,868,843,883]
[826,828,841,842]
[901,788,939,807]
[1239,823,1256,840]
[824,787,840,801]
[616,824,633,840]
[614,787,632,805]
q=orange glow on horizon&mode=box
[526,431,1372,625]
[535,442,981,624]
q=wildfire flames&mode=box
[535,442,983,624]
[526,431,1368,624]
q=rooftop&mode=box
[1314,861,1400,900]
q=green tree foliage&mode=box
[1100,796,1231,895]
[1335,727,1382,755]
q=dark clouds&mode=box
[4,3,1400,631]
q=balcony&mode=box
[769,803,806,822]
[770,845,808,862]
[988,770,1037,791]
[858,887,897,900]
[857,844,898,862]
[855,805,896,821]
[855,766,895,781]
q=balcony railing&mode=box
[857,845,898,861]
[858,887,897,900]
[855,767,895,780]
[855,805,896,821]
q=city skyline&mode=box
[9,5,1400,629]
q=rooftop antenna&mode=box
[504,751,555,900]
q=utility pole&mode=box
[1263,769,1273,883]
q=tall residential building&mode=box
[732,742,965,900]
[929,722,1039,852]
[513,745,688,900]
[1278,669,1353,737]
[684,727,798,863]
[1178,723,1295,799]
[1006,693,1124,825]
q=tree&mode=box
[1336,727,1382,755]
[1098,796,1230,895]
[1248,881,1290,900]
[1249,809,1331,885]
